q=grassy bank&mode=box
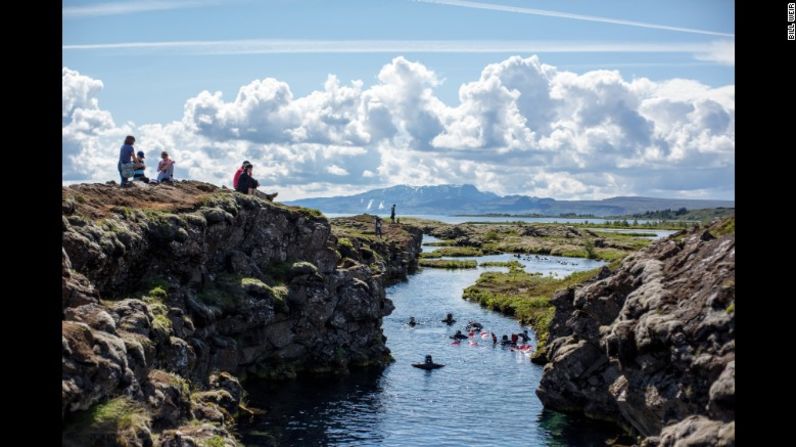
[462,263,608,359]
[420,246,487,258]
[409,219,654,262]
[419,259,478,269]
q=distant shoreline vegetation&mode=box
[456,213,597,218]
[456,207,734,223]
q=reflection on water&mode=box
[239,237,624,446]
[537,409,635,447]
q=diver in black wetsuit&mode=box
[412,354,444,370]
[491,332,497,345]
[519,330,530,342]
[450,330,468,340]
[408,317,416,327]
[441,313,456,325]
[466,321,483,332]
[500,335,512,345]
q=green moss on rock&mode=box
[63,396,152,447]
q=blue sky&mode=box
[63,0,735,200]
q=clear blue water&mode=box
[240,237,623,446]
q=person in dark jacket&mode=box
[235,164,259,194]
[233,160,251,189]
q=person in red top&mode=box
[233,160,251,189]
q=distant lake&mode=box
[324,213,655,225]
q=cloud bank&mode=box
[62,55,734,200]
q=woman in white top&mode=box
[157,151,175,183]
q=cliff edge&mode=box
[62,181,422,446]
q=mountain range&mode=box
[285,184,735,217]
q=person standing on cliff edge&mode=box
[374,216,383,238]
[391,204,396,223]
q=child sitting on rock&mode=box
[133,151,151,183]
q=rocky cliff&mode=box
[536,218,735,446]
[330,214,423,285]
[61,181,422,446]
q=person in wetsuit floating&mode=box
[450,330,468,340]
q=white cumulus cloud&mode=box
[62,55,734,199]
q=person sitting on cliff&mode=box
[157,151,175,183]
[450,330,468,340]
[233,164,277,201]
[132,151,151,183]
[441,313,456,325]
[233,160,250,190]
[408,317,416,327]
[235,163,259,194]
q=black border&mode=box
[37,1,786,444]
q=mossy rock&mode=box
[192,389,238,417]
[288,261,319,278]
[337,237,356,257]
[201,207,234,225]
[241,277,270,296]
[62,396,152,447]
